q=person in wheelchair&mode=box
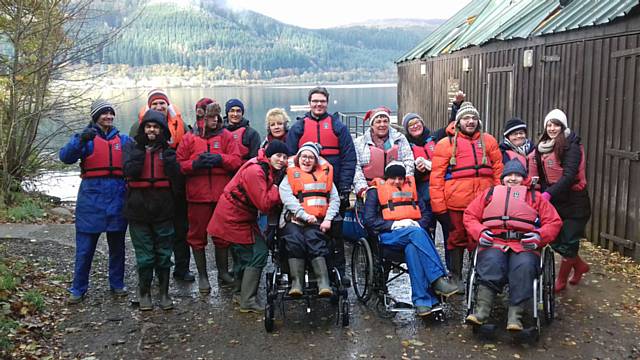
[278,142,341,298]
[363,161,459,316]
[463,160,562,331]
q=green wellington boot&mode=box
[239,267,263,313]
[506,305,524,331]
[193,249,211,295]
[214,247,235,286]
[311,257,333,297]
[138,268,153,311]
[157,268,174,310]
[287,258,305,297]
[465,284,495,325]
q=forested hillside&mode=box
[91,1,440,77]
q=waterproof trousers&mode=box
[476,247,538,305]
[552,217,588,259]
[447,210,470,250]
[379,227,447,307]
[129,220,175,273]
[173,195,191,274]
[417,181,450,270]
[187,202,216,251]
[231,230,268,278]
[70,231,126,297]
[281,223,330,259]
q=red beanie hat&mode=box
[196,97,214,111]
[147,88,170,106]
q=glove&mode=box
[80,126,97,143]
[162,148,177,164]
[424,159,432,171]
[521,232,541,250]
[193,153,215,170]
[209,153,223,167]
[339,191,351,210]
[479,230,495,247]
[435,212,453,231]
[541,192,552,202]
[134,133,148,149]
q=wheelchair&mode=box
[349,201,446,320]
[465,244,555,342]
[263,219,349,333]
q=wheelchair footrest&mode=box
[384,296,414,312]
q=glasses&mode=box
[460,116,478,122]
[299,155,316,161]
[310,100,327,104]
[408,121,423,128]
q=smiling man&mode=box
[429,101,503,292]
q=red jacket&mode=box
[429,122,503,213]
[463,186,562,253]
[177,129,242,203]
[207,149,281,245]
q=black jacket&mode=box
[432,100,462,143]
[122,110,182,223]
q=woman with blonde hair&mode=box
[261,107,290,148]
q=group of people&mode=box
[61,86,591,331]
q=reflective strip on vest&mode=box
[286,156,334,218]
[304,183,327,191]
[391,191,413,199]
[306,198,328,207]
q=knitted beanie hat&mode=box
[501,159,527,180]
[147,88,170,106]
[90,99,114,122]
[455,101,481,125]
[265,139,288,157]
[225,98,245,115]
[297,142,320,160]
[543,109,568,130]
[402,113,424,133]
[384,161,406,179]
[503,117,527,137]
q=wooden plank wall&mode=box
[397,17,640,260]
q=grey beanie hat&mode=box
[90,99,115,122]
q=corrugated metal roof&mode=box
[397,0,640,63]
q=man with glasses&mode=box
[429,102,503,292]
[286,87,357,286]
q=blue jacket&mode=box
[286,112,356,193]
[59,125,130,233]
[363,187,432,238]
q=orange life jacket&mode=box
[127,150,170,188]
[80,136,124,178]
[137,106,185,149]
[481,185,538,235]
[446,136,494,180]
[228,126,250,159]
[363,144,399,183]
[286,156,334,218]
[373,176,421,221]
[299,116,340,156]
[539,145,587,191]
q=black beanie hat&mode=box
[265,140,289,157]
[384,161,406,179]
[501,159,527,179]
[503,117,527,137]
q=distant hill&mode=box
[340,18,445,29]
[89,1,440,76]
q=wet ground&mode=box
[1,223,639,359]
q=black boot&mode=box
[157,268,173,310]
[214,246,234,287]
[449,247,465,294]
[138,267,153,311]
[239,267,263,313]
[193,249,211,295]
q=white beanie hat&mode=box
[297,142,321,160]
[543,109,571,137]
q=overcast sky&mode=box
[226,0,472,29]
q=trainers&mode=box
[111,288,128,298]
[416,305,433,317]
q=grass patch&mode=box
[0,317,19,350]
[23,290,45,312]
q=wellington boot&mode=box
[569,255,589,285]
[214,247,235,286]
[287,258,305,297]
[239,267,263,313]
[193,249,211,295]
[232,270,243,304]
[432,276,459,297]
[465,284,495,325]
[157,268,173,310]
[506,305,524,331]
[449,247,465,294]
[311,257,333,297]
[138,268,153,311]
[555,257,574,293]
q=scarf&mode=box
[504,138,531,156]
[537,139,555,154]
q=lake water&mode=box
[37,83,398,201]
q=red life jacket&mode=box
[80,136,124,178]
[229,126,249,159]
[373,176,421,221]
[411,139,435,181]
[540,145,587,191]
[481,185,538,234]
[298,116,340,156]
[286,156,334,218]
[505,150,527,168]
[127,150,170,188]
[447,136,494,179]
[363,144,399,183]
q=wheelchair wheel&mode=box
[465,249,478,319]
[351,237,373,302]
[341,299,350,327]
[542,247,555,325]
[264,303,275,332]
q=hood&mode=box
[138,109,170,140]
